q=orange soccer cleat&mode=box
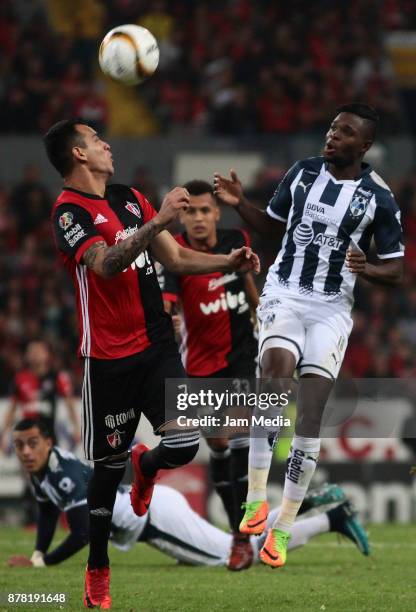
[239,500,269,535]
[259,528,291,568]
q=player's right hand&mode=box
[213,170,243,207]
[157,187,190,227]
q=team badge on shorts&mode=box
[107,429,125,449]
[262,311,276,329]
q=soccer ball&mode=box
[99,25,159,86]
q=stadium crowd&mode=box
[0,0,415,389]
[0,0,414,135]
[0,161,415,396]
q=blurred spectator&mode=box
[131,165,161,209]
[0,0,409,136]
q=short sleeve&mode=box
[52,204,102,263]
[131,188,157,224]
[56,371,73,397]
[373,194,405,259]
[55,464,88,512]
[157,264,180,303]
[267,162,302,222]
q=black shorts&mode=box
[210,359,256,380]
[82,341,186,461]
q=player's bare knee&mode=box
[261,347,296,379]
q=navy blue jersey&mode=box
[31,447,91,512]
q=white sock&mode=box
[273,435,321,531]
[246,432,278,502]
[288,514,329,550]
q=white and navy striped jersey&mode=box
[265,156,404,306]
[31,447,148,546]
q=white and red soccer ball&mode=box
[99,24,159,86]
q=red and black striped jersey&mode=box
[159,229,257,376]
[51,184,173,360]
[11,369,72,422]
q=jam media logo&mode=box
[125,202,142,219]
[58,211,74,230]
[107,429,125,449]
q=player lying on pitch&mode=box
[8,418,369,571]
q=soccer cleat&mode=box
[300,483,347,514]
[259,528,291,568]
[130,443,156,517]
[239,500,269,535]
[227,533,254,571]
[327,501,370,556]
[83,566,111,609]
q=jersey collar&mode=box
[322,161,372,184]
[63,186,106,200]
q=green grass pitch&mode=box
[0,525,414,611]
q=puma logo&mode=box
[298,180,312,193]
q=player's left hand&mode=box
[228,246,260,274]
[7,555,33,567]
[346,248,366,274]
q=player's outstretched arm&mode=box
[213,170,284,238]
[82,187,190,277]
[152,230,260,275]
[346,249,404,287]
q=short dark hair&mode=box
[14,417,53,439]
[335,103,379,140]
[43,118,89,177]
[183,179,216,200]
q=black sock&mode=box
[87,463,125,569]
[230,445,249,532]
[140,431,199,478]
[209,448,234,531]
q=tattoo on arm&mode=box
[82,220,161,277]
[83,241,107,270]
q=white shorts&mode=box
[257,293,353,379]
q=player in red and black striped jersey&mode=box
[44,119,260,608]
[158,180,259,571]
[161,227,257,377]
[0,341,79,451]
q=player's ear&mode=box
[362,139,372,155]
[72,145,88,164]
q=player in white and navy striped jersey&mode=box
[214,103,404,567]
